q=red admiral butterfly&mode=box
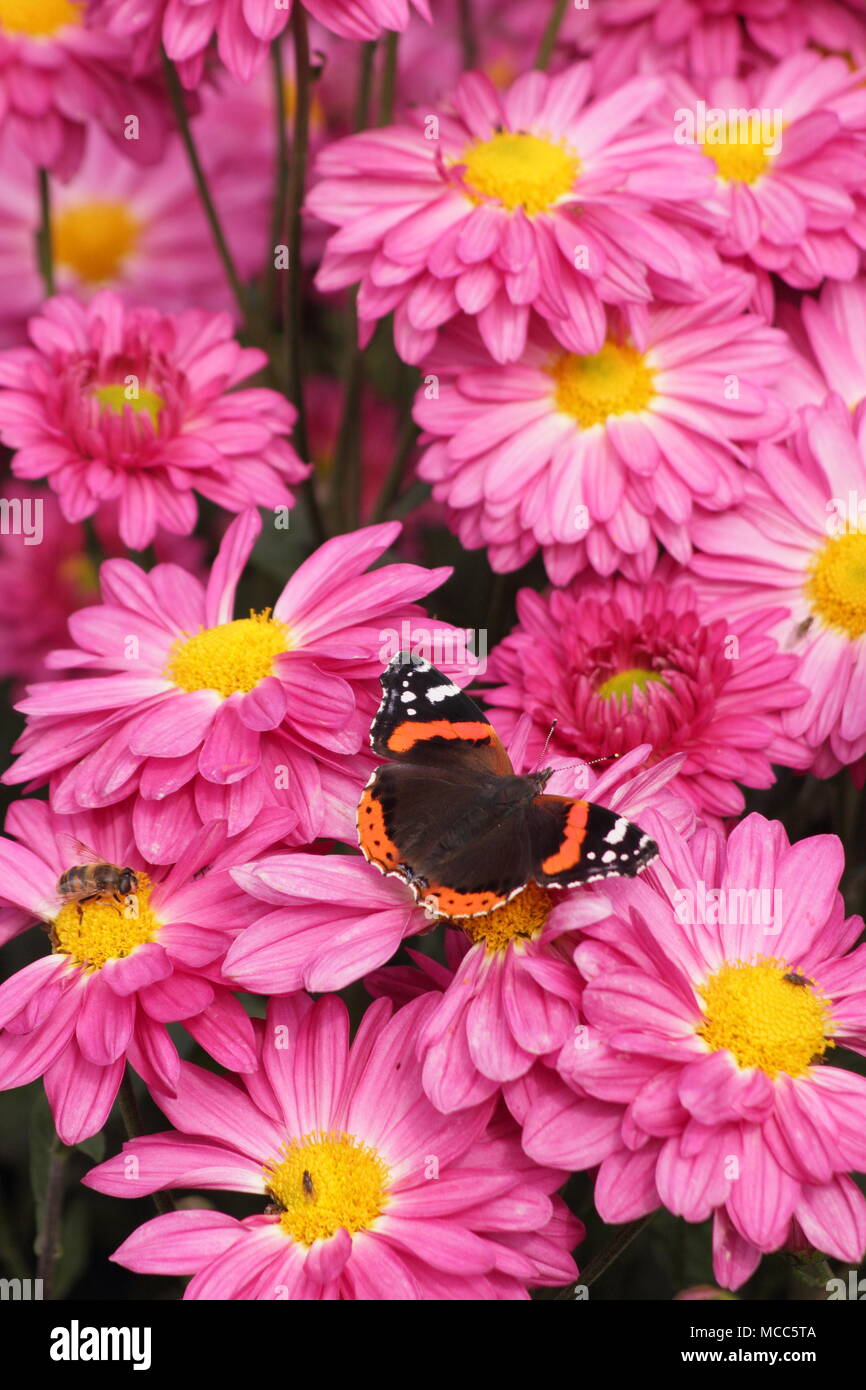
[357,652,659,919]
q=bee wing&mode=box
[54,833,104,866]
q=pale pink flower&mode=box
[2,512,454,859]
[0,292,306,549]
[515,814,866,1290]
[415,279,791,583]
[777,277,866,413]
[0,799,295,1142]
[84,993,582,1299]
[308,65,717,366]
[688,395,866,775]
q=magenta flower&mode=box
[482,561,810,819]
[415,279,791,582]
[779,277,866,414]
[3,512,453,859]
[0,798,297,1143]
[308,65,717,366]
[0,1,168,178]
[84,993,582,1299]
[0,293,307,549]
[689,395,866,776]
[93,0,430,87]
[515,813,866,1290]
[662,53,866,288]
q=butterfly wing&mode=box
[528,794,658,888]
[370,651,512,776]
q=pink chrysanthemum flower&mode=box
[84,993,582,1299]
[688,394,866,776]
[231,743,693,1112]
[482,563,809,820]
[415,280,791,582]
[308,65,717,366]
[94,0,430,88]
[0,112,271,334]
[0,292,306,549]
[661,53,866,288]
[0,1,168,179]
[778,277,866,414]
[514,813,866,1290]
[0,799,299,1143]
[3,511,455,859]
[575,0,866,91]
[0,480,97,693]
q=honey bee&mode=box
[55,836,139,919]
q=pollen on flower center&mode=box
[0,0,81,36]
[93,383,165,427]
[806,530,866,638]
[547,342,656,428]
[53,202,140,285]
[697,957,835,1078]
[52,877,157,971]
[596,667,670,704]
[701,120,775,184]
[462,880,553,953]
[264,1131,390,1245]
[459,131,579,216]
[164,610,290,698]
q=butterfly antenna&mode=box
[538,719,558,766]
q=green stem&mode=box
[329,313,365,532]
[555,1213,656,1299]
[535,0,568,70]
[371,411,418,522]
[35,1139,66,1300]
[285,6,312,463]
[377,33,399,126]
[267,37,291,329]
[36,168,55,297]
[354,42,376,131]
[457,0,478,67]
[117,1073,173,1217]
[161,49,247,324]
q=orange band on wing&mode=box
[357,787,401,871]
[541,801,589,874]
[422,885,506,919]
[387,720,494,754]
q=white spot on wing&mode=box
[425,683,459,703]
[605,816,630,845]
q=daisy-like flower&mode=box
[415,279,791,582]
[0,292,307,549]
[93,0,430,88]
[688,394,866,776]
[0,1,167,179]
[83,992,582,1299]
[576,0,866,91]
[0,481,97,693]
[228,744,693,1111]
[515,813,866,1290]
[2,511,455,859]
[482,563,809,820]
[662,53,866,289]
[0,112,272,334]
[778,277,866,413]
[307,65,717,366]
[0,798,298,1143]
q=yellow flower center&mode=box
[701,119,776,184]
[52,877,157,971]
[164,609,290,698]
[462,880,553,954]
[596,667,669,704]
[0,0,81,36]
[53,201,140,285]
[806,530,866,638]
[459,131,579,216]
[697,957,835,1078]
[547,342,656,428]
[93,384,165,428]
[264,1132,390,1245]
